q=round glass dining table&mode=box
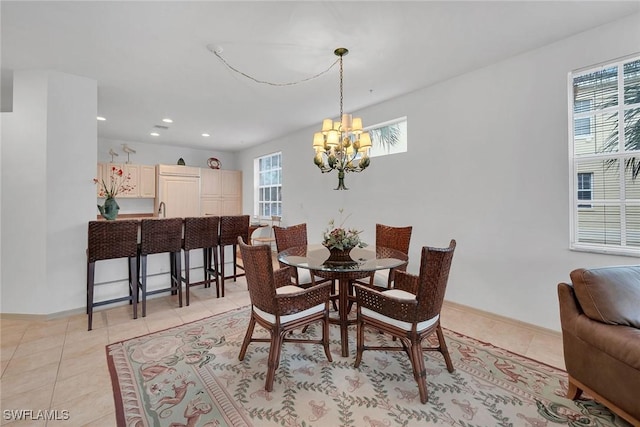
[277,244,408,357]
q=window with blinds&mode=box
[254,152,282,219]
[569,55,640,255]
[577,172,594,208]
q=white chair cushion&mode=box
[277,285,305,294]
[361,289,440,332]
[296,268,330,287]
[297,268,313,284]
[372,270,390,288]
[253,285,325,325]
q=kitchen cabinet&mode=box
[138,165,156,198]
[201,168,221,198]
[156,165,201,218]
[221,170,242,215]
[96,163,155,198]
[200,168,242,216]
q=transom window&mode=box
[569,55,640,255]
[254,152,282,219]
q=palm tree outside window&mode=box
[367,117,407,157]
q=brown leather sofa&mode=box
[558,265,640,426]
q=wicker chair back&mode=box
[219,215,249,246]
[139,218,184,255]
[415,240,457,321]
[273,223,308,253]
[87,220,139,262]
[376,223,412,255]
[183,216,219,251]
[238,237,278,315]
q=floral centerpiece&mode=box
[94,166,133,220]
[322,209,367,260]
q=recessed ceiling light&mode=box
[202,133,210,137]
[97,116,106,121]
[162,118,173,123]
[150,132,160,136]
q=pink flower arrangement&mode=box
[94,166,133,198]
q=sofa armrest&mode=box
[558,282,581,336]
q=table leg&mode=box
[338,277,350,357]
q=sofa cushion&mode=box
[570,266,640,328]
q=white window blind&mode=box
[569,55,640,255]
[254,152,282,219]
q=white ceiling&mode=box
[2,1,639,151]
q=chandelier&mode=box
[313,48,371,190]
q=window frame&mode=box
[254,151,282,220]
[568,54,640,257]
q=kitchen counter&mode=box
[95,213,156,221]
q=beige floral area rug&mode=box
[106,306,630,427]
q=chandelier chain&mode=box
[213,50,340,87]
[339,54,344,119]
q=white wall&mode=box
[98,137,237,169]
[1,70,97,314]
[237,14,640,331]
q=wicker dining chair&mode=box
[353,239,456,404]
[348,223,412,313]
[237,237,333,392]
[368,224,413,288]
[273,224,331,285]
[182,216,220,306]
[86,220,139,331]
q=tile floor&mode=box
[0,275,564,426]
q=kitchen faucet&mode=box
[158,201,166,218]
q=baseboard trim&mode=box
[1,295,561,337]
[1,306,86,321]
[443,300,561,338]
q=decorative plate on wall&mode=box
[207,157,221,169]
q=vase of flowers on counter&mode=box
[322,209,367,262]
[95,166,133,220]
